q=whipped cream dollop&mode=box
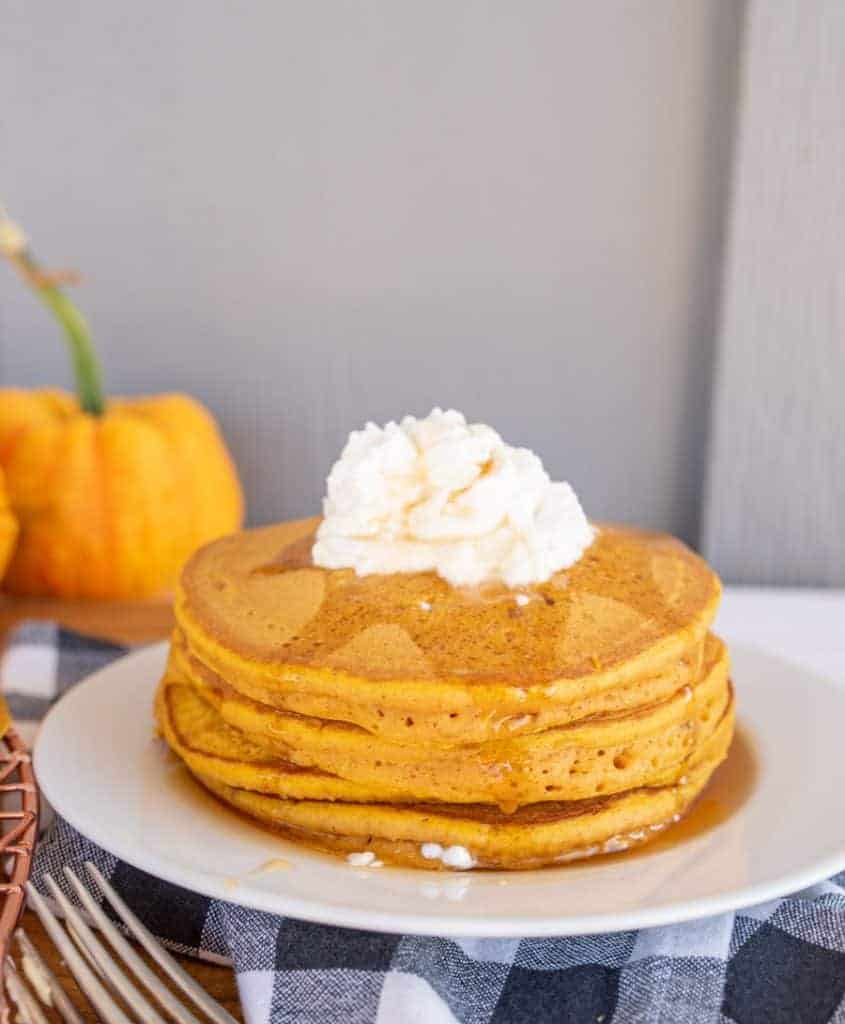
[312,408,595,587]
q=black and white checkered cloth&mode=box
[4,620,845,1024]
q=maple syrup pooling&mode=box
[574,725,756,868]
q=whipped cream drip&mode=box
[313,408,595,587]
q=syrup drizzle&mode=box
[255,533,317,574]
[160,722,755,875]
[578,725,757,868]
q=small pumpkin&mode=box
[0,213,243,599]
[0,468,19,582]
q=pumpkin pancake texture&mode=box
[178,518,718,683]
[158,516,734,870]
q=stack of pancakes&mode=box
[155,518,733,870]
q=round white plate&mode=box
[34,643,845,937]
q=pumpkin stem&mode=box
[0,210,106,415]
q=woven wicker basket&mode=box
[0,726,39,1024]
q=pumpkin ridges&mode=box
[56,416,98,596]
[92,421,114,597]
[91,412,132,597]
[0,388,243,599]
[124,394,244,548]
[0,389,73,466]
[3,413,63,517]
[99,410,179,597]
[5,414,94,597]
[2,414,62,594]
[57,416,106,597]
[45,416,84,596]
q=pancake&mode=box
[187,696,734,871]
[176,518,720,743]
[156,679,415,803]
[169,631,730,807]
[158,515,734,870]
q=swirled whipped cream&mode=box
[312,408,595,587]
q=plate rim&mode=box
[33,642,845,938]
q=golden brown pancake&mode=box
[176,518,720,743]
[185,699,734,870]
[167,631,730,807]
[158,517,734,869]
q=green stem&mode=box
[13,250,105,415]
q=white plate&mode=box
[33,643,845,937]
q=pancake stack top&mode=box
[157,516,733,870]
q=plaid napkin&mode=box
[4,621,845,1024]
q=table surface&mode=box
[5,583,845,1023]
[0,592,244,1023]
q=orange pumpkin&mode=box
[0,211,246,598]
[0,388,243,598]
[0,468,18,582]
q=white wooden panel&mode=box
[704,0,845,584]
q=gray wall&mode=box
[1,2,743,542]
